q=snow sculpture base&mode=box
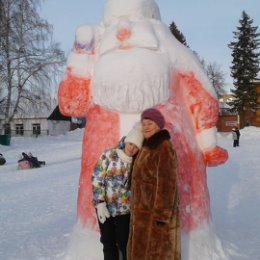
[64,222,102,260]
[181,222,228,260]
[63,221,228,260]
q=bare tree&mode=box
[195,55,226,97]
[0,0,65,125]
[206,62,226,97]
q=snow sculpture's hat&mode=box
[141,108,165,129]
[103,0,161,25]
[125,123,144,149]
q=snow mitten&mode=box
[96,202,110,224]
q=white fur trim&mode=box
[116,148,133,163]
[67,52,94,79]
[196,127,217,151]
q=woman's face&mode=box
[124,142,139,157]
[142,119,160,139]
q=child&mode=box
[92,123,143,260]
[0,153,6,165]
[17,152,45,170]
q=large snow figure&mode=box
[58,0,228,259]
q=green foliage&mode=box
[169,21,227,96]
[228,11,260,112]
[169,21,189,47]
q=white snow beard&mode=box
[92,48,171,112]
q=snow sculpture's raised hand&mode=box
[203,146,228,167]
[58,69,92,117]
[96,202,110,224]
[58,25,97,117]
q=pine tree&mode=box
[169,21,189,47]
[228,11,260,113]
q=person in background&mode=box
[18,152,45,169]
[92,123,144,260]
[232,128,238,147]
[28,152,46,168]
[17,152,32,170]
[127,108,180,260]
[235,127,241,146]
[0,153,6,165]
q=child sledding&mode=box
[0,153,6,165]
[18,152,46,170]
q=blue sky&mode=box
[40,0,260,89]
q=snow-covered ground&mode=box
[0,127,259,260]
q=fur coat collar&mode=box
[143,129,171,149]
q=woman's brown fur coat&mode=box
[127,129,181,260]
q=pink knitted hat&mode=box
[141,108,165,129]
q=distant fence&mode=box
[0,129,49,137]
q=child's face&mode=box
[124,142,139,157]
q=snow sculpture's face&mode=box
[92,0,171,113]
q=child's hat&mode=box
[125,123,144,149]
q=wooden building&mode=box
[217,80,260,131]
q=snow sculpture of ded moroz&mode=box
[58,0,228,258]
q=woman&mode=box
[92,123,143,260]
[127,108,181,260]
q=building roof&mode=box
[47,105,71,121]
